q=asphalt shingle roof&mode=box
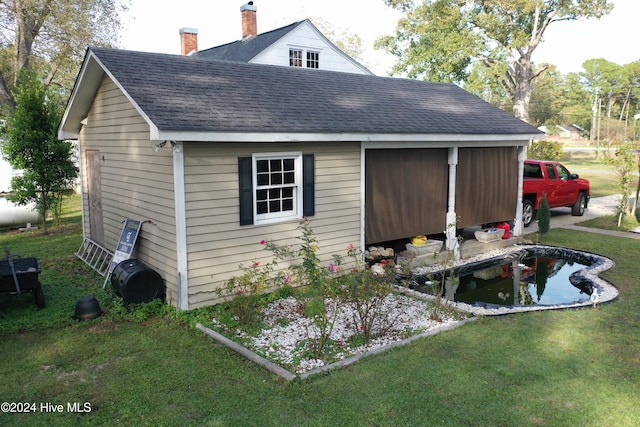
[194,21,302,62]
[90,47,541,136]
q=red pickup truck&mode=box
[522,160,590,227]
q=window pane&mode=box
[270,159,282,172]
[283,187,293,198]
[257,160,269,173]
[257,173,269,186]
[269,200,281,212]
[256,189,268,201]
[283,172,294,184]
[257,201,268,214]
[269,188,281,199]
[282,199,293,211]
[283,158,294,170]
[271,173,283,185]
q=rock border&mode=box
[196,317,477,381]
[402,244,618,316]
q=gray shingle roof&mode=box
[194,21,302,62]
[89,47,541,136]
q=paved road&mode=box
[522,194,640,240]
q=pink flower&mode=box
[347,243,354,250]
[328,263,338,273]
[253,262,260,267]
[260,239,266,245]
[237,289,243,295]
[284,273,290,284]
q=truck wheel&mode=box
[571,192,586,216]
[523,199,535,227]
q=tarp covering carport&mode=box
[365,148,448,244]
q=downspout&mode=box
[172,141,189,310]
[446,147,460,258]
[512,145,527,237]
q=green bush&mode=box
[528,140,563,160]
[537,193,551,234]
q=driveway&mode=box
[523,194,640,240]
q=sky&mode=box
[121,0,639,76]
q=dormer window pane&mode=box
[307,51,319,69]
[289,49,303,67]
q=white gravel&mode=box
[210,244,618,374]
[213,293,458,374]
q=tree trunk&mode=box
[14,0,53,83]
[0,73,15,109]
[512,55,533,123]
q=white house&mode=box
[179,2,372,75]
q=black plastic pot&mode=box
[74,295,102,320]
[111,259,164,304]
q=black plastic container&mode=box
[111,259,164,304]
[74,295,102,320]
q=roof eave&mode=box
[58,49,159,141]
[153,130,544,144]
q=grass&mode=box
[578,213,640,232]
[561,149,628,198]
[1,195,640,425]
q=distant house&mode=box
[179,2,371,75]
[59,44,542,309]
[539,124,586,141]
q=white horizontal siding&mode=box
[250,23,369,74]
[182,141,362,308]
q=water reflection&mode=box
[413,256,593,307]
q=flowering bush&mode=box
[219,218,399,356]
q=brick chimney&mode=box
[241,2,257,39]
[179,27,198,55]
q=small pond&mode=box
[405,245,618,314]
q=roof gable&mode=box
[194,21,302,62]
[60,47,543,142]
[194,19,371,75]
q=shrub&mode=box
[528,140,563,161]
[537,193,551,234]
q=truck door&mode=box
[543,163,561,206]
[555,163,577,206]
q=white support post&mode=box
[172,141,189,310]
[446,147,460,259]
[512,145,527,237]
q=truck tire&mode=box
[571,192,586,216]
[523,199,535,227]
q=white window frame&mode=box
[288,46,322,69]
[252,152,303,225]
[306,50,320,68]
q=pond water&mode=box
[409,247,602,308]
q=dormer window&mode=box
[306,51,319,69]
[289,48,320,69]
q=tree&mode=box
[536,193,551,235]
[377,0,614,123]
[0,0,129,112]
[604,143,638,220]
[310,17,366,66]
[1,70,77,233]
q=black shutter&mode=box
[238,157,253,225]
[303,154,315,217]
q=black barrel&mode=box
[111,259,164,304]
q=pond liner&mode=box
[399,244,619,316]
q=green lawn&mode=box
[1,197,639,426]
[561,149,630,198]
